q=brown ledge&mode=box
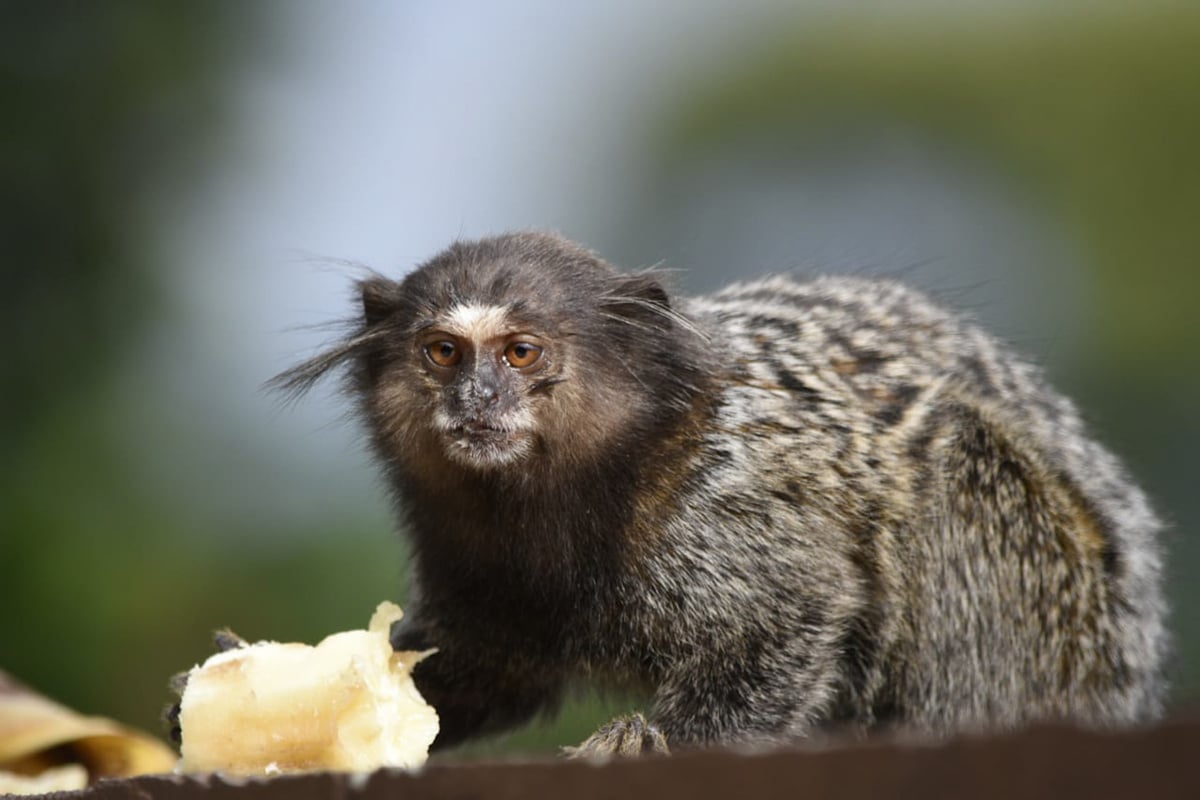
[66,715,1200,800]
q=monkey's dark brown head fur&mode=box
[275,231,711,488]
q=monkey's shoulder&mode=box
[680,276,965,437]
[685,275,1069,427]
[690,275,965,369]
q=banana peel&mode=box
[0,670,177,794]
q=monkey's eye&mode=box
[503,341,542,369]
[424,340,461,367]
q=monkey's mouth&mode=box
[455,421,515,439]
[445,420,533,467]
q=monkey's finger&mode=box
[213,628,249,652]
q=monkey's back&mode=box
[633,275,1166,741]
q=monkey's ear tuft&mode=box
[620,274,671,311]
[361,276,400,327]
[601,274,671,323]
[600,272,694,336]
[600,271,706,343]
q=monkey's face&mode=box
[410,302,555,470]
[342,232,707,480]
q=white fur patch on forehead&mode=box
[443,302,512,341]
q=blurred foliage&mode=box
[0,0,260,725]
[0,2,235,457]
[663,2,1200,381]
[1,1,1196,765]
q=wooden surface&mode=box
[67,716,1200,800]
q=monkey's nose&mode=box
[475,378,501,407]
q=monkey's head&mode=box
[276,232,709,480]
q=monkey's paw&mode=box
[563,713,670,759]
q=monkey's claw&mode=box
[164,627,250,745]
[164,671,188,746]
[564,713,669,759]
[213,627,249,652]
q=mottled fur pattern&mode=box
[275,231,1167,752]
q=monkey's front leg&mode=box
[392,616,568,751]
[570,648,833,758]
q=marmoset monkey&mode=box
[276,231,1167,755]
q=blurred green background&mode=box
[1,1,1196,759]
